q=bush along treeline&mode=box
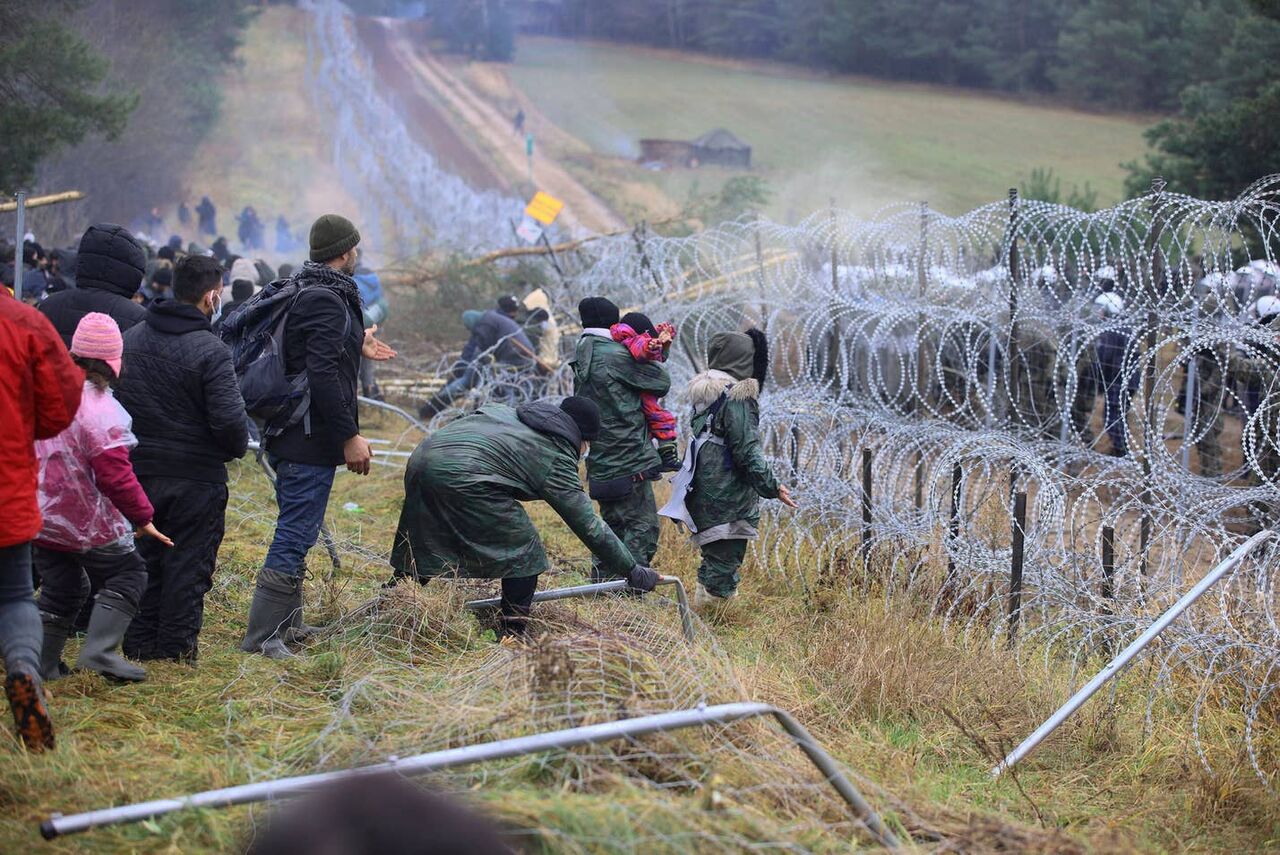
[3,0,255,239]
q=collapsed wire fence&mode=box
[352,176,1280,795]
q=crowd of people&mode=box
[0,209,798,760]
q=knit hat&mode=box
[229,257,259,287]
[309,214,361,263]
[462,309,484,331]
[559,396,601,441]
[620,311,656,335]
[578,296,619,329]
[71,312,124,377]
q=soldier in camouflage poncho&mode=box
[664,329,797,605]
[389,398,658,637]
[571,298,671,581]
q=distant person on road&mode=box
[0,285,82,751]
[239,214,395,659]
[117,255,249,663]
[389,397,659,638]
[513,108,525,136]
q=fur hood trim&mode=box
[688,370,759,412]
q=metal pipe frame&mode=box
[991,529,1273,778]
[466,575,695,642]
[40,701,900,848]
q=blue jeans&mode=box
[0,543,41,675]
[262,455,337,579]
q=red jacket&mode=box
[0,290,84,548]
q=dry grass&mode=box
[1,409,1278,851]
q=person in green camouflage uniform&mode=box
[571,298,671,581]
[678,330,797,604]
[1231,298,1280,526]
[389,398,658,636]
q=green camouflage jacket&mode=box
[685,370,780,544]
[571,332,671,483]
[390,402,635,580]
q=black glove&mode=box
[626,564,660,592]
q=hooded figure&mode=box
[390,399,657,637]
[570,296,671,581]
[661,329,791,605]
[38,224,147,348]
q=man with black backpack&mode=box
[116,255,249,662]
[232,214,395,659]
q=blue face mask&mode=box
[209,293,223,324]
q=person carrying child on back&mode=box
[34,313,172,683]
[610,312,680,472]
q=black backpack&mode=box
[219,279,348,436]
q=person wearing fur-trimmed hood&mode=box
[664,329,796,605]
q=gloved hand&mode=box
[657,441,681,472]
[626,564,660,592]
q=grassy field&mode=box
[502,37,1153,222]
[1,405,1277,852]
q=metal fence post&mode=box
[860,447,873,565]
[946,463,962,577]
[1006,490,1027,647]
[14,190,27,301]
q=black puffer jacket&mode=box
[265,263,364,467]
[116,300,250,484]
[39,224,146,347]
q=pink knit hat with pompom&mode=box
[71,312,123,377]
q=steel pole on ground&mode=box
[41,701,901,849]
[465,575,695,642]
[991,530,1273,778]
[14,190,26,301]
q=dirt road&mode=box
[354,18,507,192]
[376,19,626,235]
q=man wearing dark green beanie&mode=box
[240,214,397,659]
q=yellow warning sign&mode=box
[525,191,564,226]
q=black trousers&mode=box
[499,575,539,636]
[34,545,146,621]
[123,476,229,662]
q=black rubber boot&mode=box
[284,586,324,644]
[75,591,146,682]
[240,569,298,660]
[38,612,71,682]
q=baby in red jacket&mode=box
[611,312,680,471]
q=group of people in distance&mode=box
[0,210,795,758]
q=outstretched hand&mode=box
[137,522,174,547]
[777,484,798,509]
[362,325,397,361]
